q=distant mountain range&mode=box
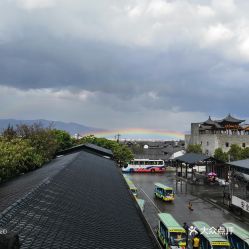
[0,119,104,136]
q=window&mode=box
[226,142,229,147]
[243,143,246,148]
[160,222,167,240]
[207,141,209,146]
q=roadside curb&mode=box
[204,198,249,226]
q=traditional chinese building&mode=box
[185,114,249,156]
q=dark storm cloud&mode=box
[1,0,249,129]
[1,34,249,115]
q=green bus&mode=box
[157,213,187,249]
[154,183,175,201]
[123,175,138,196]
[192,221,230,249]
[222,223,249,249]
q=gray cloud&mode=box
[0,0,249,131]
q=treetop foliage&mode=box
[0,124,134,182]
[0,123,72,182]
[74,135,134,166]
[186,144,202,154]
[214,144,249,162]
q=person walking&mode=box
[192,235,200,249]
[188,201,194,211]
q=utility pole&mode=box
[116,133,121,143]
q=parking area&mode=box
[127,172,249,231]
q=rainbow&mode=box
[81,128,185,140]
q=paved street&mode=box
[127,172,249,232]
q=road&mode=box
[127,172,249,231]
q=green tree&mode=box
[214,148,228,162]
[75,135,134,167]
[228,144,242,161]
[2,125,17,141]
[241,147,249,159]
[112,144,134,167]
[76,135,97,145]
[16,123,58,162]
[51,129,73,152]
[186,144,202,153]
[0,138,43,181]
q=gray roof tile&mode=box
[0,151,157,249]
[174,153,211,164]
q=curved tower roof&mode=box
[219,114,245,124]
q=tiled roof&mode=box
[227,159,249,170]
[0,151,157,249]
[57,143,113,158]
[174,153,211,164]
[219,114,245,124]
[201,116,222,129]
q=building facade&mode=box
[123,140,185,161]
[185,114,249,156]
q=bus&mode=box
[154,183,175,201]
[123,175,138,196]
[192,221,230,249]
[222,223,249,249]
[157,213,187,249]
[122,159,165,173]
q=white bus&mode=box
[122,159,165,173]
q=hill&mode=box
[0,119,103,136]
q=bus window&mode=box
[131,189,137,196]
[170,233,186,246]
[228,233,246,249]
[157,188,163,195]
[199,234,209,249]
[160,221,168,240]
[164,189,173,196]
[212,246,230,249]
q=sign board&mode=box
[232,196,249,213]
[211,242,230,246]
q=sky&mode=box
[1,0,249,137]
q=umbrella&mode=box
[208,172,217,176]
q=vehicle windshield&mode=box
[212,246,230,249]
[165,190,173,196]
[169,232,186,246]
[131,189,137,195]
